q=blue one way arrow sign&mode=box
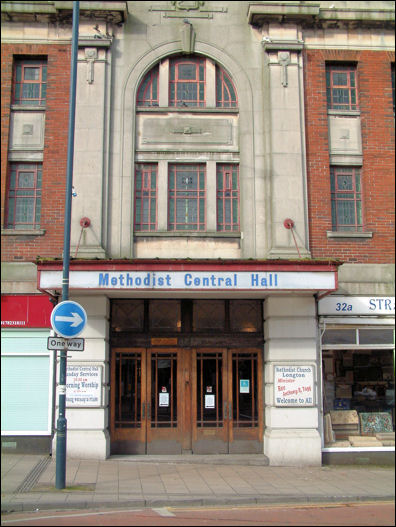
[50,301,87,338]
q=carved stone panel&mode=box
[9,111,45,151]
[328,114,362,160]
[136,114,238,151]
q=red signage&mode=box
[1,295,53,328]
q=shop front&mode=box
[37,259,339,464]
[1,294,55,454]
[318,296,395,464]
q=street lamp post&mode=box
[55,0,79,490]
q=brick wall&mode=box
[1,43,71,261]
[304,49,395,264]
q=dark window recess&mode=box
[111,299,263,336]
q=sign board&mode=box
[1,294,52,328]
[40,270,336,292]
[47,337,84,351]
[240,379,250,393]
[50,301,87,338]
[205,394,215,408]
[66,365,102,407]
[274,365,315,407]
[318,296,395,316]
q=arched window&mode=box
[134,56,240,233]
[216,65,237,108]
[136,56,238,109]
[136,65,159,107]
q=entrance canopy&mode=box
[37,259,340,299]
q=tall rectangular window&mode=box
[169,58,205,107]
[168,164,205,231]
[326,64,358,111]
[217,164,240,231]
[330,166,362,232]
[13,58,47,106]
[134,164,157,231]
[6,163,42,230]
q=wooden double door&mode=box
[110,347,263,454]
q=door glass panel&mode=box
[196,352,223,428]
[115,352,141,428]
[151,353,177,428]
[232,352,258,428]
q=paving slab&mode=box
[1,453,394,513]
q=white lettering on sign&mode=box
[40,270,336,291]
[274,366,315,407]
[66,366,102,407]
[318,296,395,316]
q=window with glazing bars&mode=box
[136,66,159,107]
[330,166,363,231]
[6,163,42,229]
[216,164,239,231]
[169,58,205,107]
[216,66,238,108]
[168,164,205,230]
[13,58,47,106]
[134,164,157,231]
[326,64,358,111]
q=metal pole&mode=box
[55,0,79,490]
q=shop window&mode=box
[323,349,394,416]
[168,164,206,231]
[359,328,395,345]
[216,164,240,232]
[134,164,157,231]
[13,58,47,106]
[216,65,237,108]
[5,163,42,230]
[326,64,358,111]
[322,328,356,345]
[169,57,205,107]
[330,166,362,232]
[322,326,394,447]
[136,66,159,107]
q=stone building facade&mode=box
[1,1,394,465]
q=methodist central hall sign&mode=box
[39,268,336,292]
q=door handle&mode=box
[228,402,232,420]
[223,401,227,420]
[142,402,145,419]
[147,402,151,420]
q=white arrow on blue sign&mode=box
[50,300,87,338]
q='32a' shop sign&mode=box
[318,296,395,316]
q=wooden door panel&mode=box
[110,348,147,454]
[229,348,263,453]
[146,348,184,454]
[192,349,229,453]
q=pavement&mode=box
[1,453,395,513]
